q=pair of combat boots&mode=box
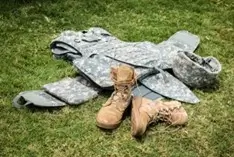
[96,65,188,136]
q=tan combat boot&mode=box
[96,64,137,129]
[131,97,188,136]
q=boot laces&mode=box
[104,83,131,113]
[157,109,171,123]
[112,77,134,101]
[144,101,180,124]
[112,84,130,103]
[108,67,136,109]
[157,106,180,124]
[143,102,160,123]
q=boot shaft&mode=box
[110,64,137,100]
[111,65,136,85]
[96,64,137,130]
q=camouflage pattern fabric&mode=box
[72,54,199,103]
[51,27,200,70]
[140,72,199,103]
[50,27,204,103]
[12,28,208,108]
[75,75,101,91]
[43,77,99,105]
[167,30,200,52]
[173,51,222,88]
[73,55,116,88]
[74,55,164,101]
[12,90,66,108]
[73,55,152,89]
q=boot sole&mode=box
[131,97,145,136]
[96,121,120,130]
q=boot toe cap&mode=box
[96,109,121,129]
[171,110,188,125]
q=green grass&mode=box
[1,0,234,156]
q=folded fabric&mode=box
[12,90,66,108]
[140,71,200,104]
[173,51,222,88]
[43,77,99,105]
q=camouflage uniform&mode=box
[51,27,203,104]
[13,27,222,108]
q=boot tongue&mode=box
[110,65,135,104]
[116,66,134,83]
[113,92,122,101]
[114,85,129,100]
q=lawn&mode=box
[0,0,234,156]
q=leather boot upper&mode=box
[96,65,136,129]
[131,96,188,136]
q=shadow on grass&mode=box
[133,123,188,143]
[0,0,50,13]
[189,80,221,94]
[97,127,115,135]
[25,104,64,113]
[132,123,160,143]
[199,80,221,93]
